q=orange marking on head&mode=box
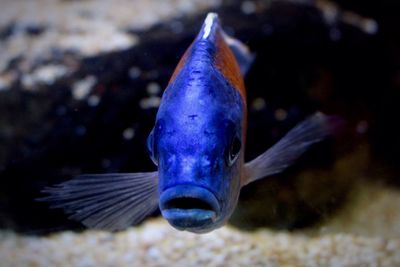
[214,31,247,100]
[213,28,248,169]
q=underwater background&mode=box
[1,0,400,266]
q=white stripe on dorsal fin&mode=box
[202,12,219,39]
[200,12,254,75]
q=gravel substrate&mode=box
[3,181,400,267]
[0,218,399,267]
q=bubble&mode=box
[241,1,256,15]
[87,95,101,107]
[274,109,287,121]
[363,19,378,35]
[147,82,161,95]
[122,128,135,140]
[129,66,142,79]
[140,96,161,109]
[251,97,266,111]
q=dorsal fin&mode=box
[221,30,255,76]
[199,12,219,40]
[198,13,254,76]
[168,13,253,96]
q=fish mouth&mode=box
[159,185,220,232]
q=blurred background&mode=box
[0,0,399,236]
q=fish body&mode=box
[152,13,246,232]
[41,13,338,233]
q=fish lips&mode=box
[159,185,220,233]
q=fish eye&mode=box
[146,130,158,166]
[226,136,241,166]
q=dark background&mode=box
[0,0,399,234]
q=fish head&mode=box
[146,64,245,233]
[148,110,244,233]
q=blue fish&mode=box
[42,13,337,233]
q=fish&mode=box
[40,13,339,233]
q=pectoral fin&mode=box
[39,172,158,231]
[243,113,341,186]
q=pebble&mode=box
[0,218,399,267]
[72,76,97,100]
[21,64,68,89]
[34,64,68,84]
